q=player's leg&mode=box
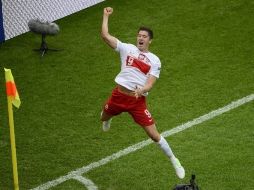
[143,124,185,179]
[129,100,185,179]
[143,124,175,158]
[100,87,126,131]
[100,110,113,121]
[100,110,113,132]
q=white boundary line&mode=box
[72,175,98,190]
[31,94,254,190]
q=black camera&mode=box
[173,174,199,190]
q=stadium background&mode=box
[0,0,104,42]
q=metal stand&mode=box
[33,34,61,57]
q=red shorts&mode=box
[103,87,155,127]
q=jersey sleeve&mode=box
[115,40,128,53]
[149,58,161,78]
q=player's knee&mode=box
[101,111,113,121]
[150,134,160,142]
[144,124,160,142]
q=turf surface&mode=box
[0,0,253,189]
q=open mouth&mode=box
[138,41,144,45]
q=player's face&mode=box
[137,30,152,52]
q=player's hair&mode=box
[138,26,153,39]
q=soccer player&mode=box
[100,7,185,179]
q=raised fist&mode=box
[104,7,113,16]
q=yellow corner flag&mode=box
[4,68,21,108]
[4,68,20,190]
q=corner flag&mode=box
[4,68,20,190]
[4,68,21,108]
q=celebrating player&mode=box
[100,7,185,179]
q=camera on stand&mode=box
[173,174,199,190]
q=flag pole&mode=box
[7,96,19,190]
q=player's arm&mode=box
[134,75,157,98]
[101,7,118,49]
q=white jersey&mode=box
[114,40,161,93]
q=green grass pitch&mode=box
[0,0,253,189]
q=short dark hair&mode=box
[138,26,153,39]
